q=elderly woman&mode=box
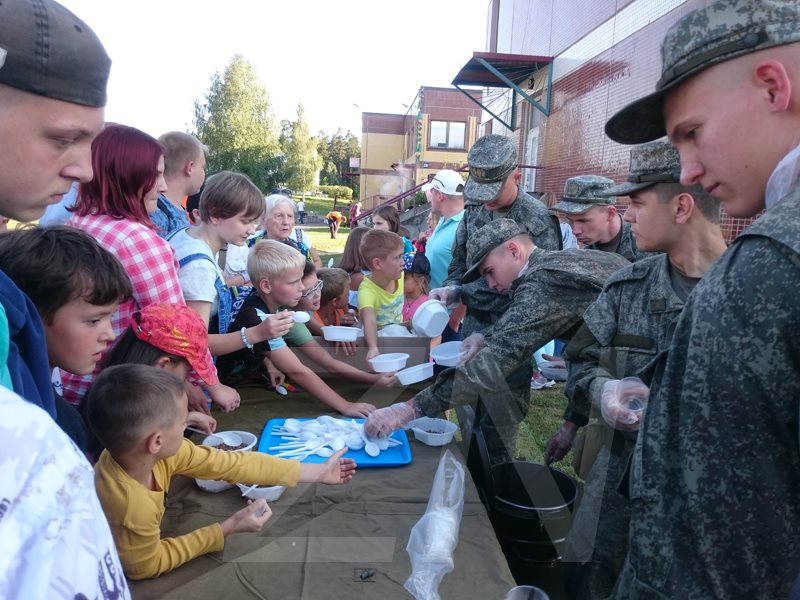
[263,194,322,267]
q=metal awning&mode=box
[452,52,554,130]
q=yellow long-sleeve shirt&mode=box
[94,439,301,580]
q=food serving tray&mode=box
[258,418,412,468]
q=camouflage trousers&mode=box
[562,426,635,600]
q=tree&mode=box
[193,54,282,190]
[285,103,321,196]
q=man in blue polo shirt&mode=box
[422,169,465,342]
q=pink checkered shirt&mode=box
[61,215,187,405]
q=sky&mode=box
[58,0,490,139]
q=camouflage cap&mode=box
[606,0,800,144]
[462,218,529,284]
[600,141,681,196]
[463,134,518,203]
[552,175,617,214]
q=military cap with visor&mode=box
[462,218,530,284]
[552,175,617,214]
[463,134,518,203]
[600,141,681,197]
[605,0,800,145]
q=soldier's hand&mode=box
[458,333,486,366]
[600,378,649,431]
[544,421,577,464]
[429,286,461,307]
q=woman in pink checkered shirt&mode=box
[64,125,239,414]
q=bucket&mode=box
[489,462,578,567]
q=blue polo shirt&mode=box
[425,210,464,290]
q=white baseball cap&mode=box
[421,169,464,196]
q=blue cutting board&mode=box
[258,418,412,468]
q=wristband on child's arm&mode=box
[240,327,254,350]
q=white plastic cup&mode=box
[504,585,550,600]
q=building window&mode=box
[430,121,466,149]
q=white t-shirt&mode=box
[223,241,253,284]
[297,201,305,211]
[0,387,131,599]
[169,228,221,317]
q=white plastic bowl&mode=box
[321,325,360,342]
[196,431,258,493]
[411,300,449,338]
[409,417,458,446]
[430,341,463,367]
[369,352,409,373]
[396,362,434,385]
[538,359,567,381]
[236,483,286,502]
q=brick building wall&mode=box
[493,0,755,241]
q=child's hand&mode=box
[300,448,357,485]
[366,347,380,362]
[207,382,241,412]
[186,383,211,415]
[186,411,217,433]
[340,311,358,326]
[373,373,397,387]
[256,311,295,340]
[342,401,377,418]
[333,340,358,357]
[264,358,286,388]
[220,499,272,537]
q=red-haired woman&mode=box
[64,125,238,412]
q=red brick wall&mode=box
[494,0,753,241]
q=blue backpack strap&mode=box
[165,225,190,242]
[176,252,233,335]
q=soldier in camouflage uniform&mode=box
[428,134,562,462]
[365,219,628,465]
[602,1,800,597]
[545,175,657,463]
[553,175,650,262]
[551,142,727,600]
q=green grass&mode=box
[518,383,578,479]
[292,194,351,217]
[302,226,350,258]
[448,382,578,480]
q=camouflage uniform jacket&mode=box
[415,248,629,427]
[442,189,561,332]
[586,218,653,263]
[565,253,685,427]
[561,254,688,599]
[612,182,800,599]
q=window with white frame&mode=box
[430,121,466,149]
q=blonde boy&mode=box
[87,364,356,580]
[357,229,405,360]
[218,240,376,417]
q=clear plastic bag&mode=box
[404,450,466,600]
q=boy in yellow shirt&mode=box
[357,229,406,361]
[86,364,356,580]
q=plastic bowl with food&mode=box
[408,417,458,447]
[369,352,409,373]
[430,341,463,367]
[236,483,286,502]
[196,431,258,493]
[411,300,449,338]
[321,325,360,342]
[396,362,434,385]
[538,359,567,381]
